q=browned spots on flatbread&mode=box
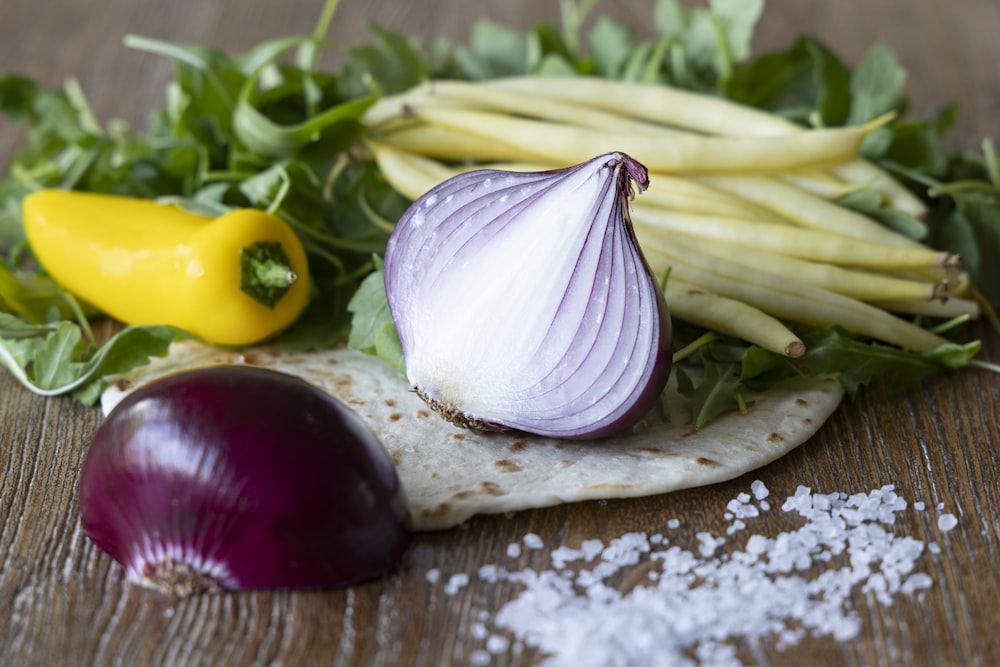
[803,417,813,425]
[767,432,785,443]
[452,489,475,500]
[479,481,506,496]
[241,352,265,364]
[387,412,403,422]
[493,459,522,472]
[334,374,354,395]
[421,502,452,519]
[795,398,809,407]
[390,450,404,466]
[453,433,466,441]
[509,440,530,453]
[634,447,679,458]
[696,457,720,467]
[417,409,432,419]
[113,378,133,391]
[385,398,398,407]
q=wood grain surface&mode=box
[1,1,999,665]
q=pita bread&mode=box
[101,341,843,531]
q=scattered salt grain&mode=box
[471,622,489,640]
[914,501,926,511]
[667,518,681,529]
[429,482,955,667]
[938,513,959,531]
[486,635,510,653]
[425,568,440,584]
[507,542,522,558]
[696,532,723,557]
[443,573,469,595]
[523,533,544,549]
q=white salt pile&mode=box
[435,482,959,667]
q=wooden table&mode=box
[1,1,998,665]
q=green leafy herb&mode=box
[0,313,178,403]
[742,326,981,399]
[346,263,404,374]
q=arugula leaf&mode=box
[676,359,747,429]
[346,264,404,374]
[452,21,541,79]
[337,24,432,97]
[728,35,851,124]
[932,194,1000,311]
[652,0,763,89]
[741,326,981,399]
[0,313,178,404]
[847,44,907,125]
[588,16,636,79]
[0,260,95,323]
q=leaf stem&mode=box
[673,331,718,364]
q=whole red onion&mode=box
[79,365,412,595]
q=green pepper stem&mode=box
[240,242,298,309]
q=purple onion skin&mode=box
[79,365,412,595]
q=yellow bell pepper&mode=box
[22,190,310,346]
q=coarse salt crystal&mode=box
[486,635,510,653]
[938,513,958,531]
[444,573,469,595]
[696,532,722,557]
[425,568,440,584]
[751,480,770,500]
[901,572,934,594]
[523,533,544,549]
[507,543,522,558]
[581,539,604,561]
[438,483,949,667]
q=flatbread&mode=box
[101,341,843,531]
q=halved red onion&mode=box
[384,152,672,439]
[79,365,412,595]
